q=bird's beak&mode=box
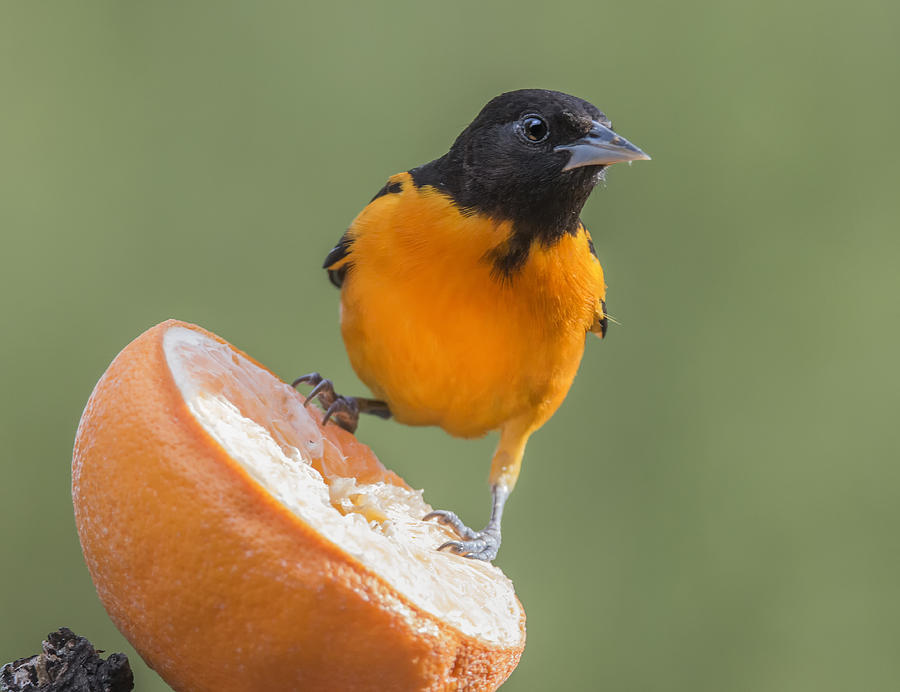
[555,121,650,171]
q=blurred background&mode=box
[2,1,899,690]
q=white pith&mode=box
[163,326,522,646]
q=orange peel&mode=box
[73,320,525,691]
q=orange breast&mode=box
[339,173,605,438]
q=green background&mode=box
[2,2,898,690]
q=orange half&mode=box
[72,320,525,691]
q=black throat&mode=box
[409,152,602,277]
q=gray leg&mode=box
[423,485,509,562]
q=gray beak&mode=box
[555,121,650,171]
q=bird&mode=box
[294,89,649,561]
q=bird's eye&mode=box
[520,115,549,143]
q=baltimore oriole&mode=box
[295,89,649,560]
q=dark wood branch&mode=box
[1,628,133,692]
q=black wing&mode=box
[323,233,353,288]
[324,178,404,288]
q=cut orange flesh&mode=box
[72,320,525,692]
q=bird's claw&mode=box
[436,531,501,561]
[422,510,479,540]
[291,373,324,388]
[291,372,359,433]
[424,510,501,561]
[291,372,327,399]
[321,397,359,433]
[292,373,338,410]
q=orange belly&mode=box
[339,176,604,438]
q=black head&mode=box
[410,89,648,248]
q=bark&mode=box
[0,628,133,692]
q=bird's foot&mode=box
[291,373,391,433]
[291,372,360,433]
[423,510,501,561]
